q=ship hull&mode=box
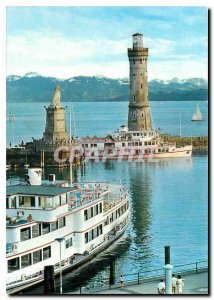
[7,222,129,295]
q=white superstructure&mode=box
[6,169,130,293]
[79,127,192,160]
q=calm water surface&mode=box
[6,101,208,145]
[6,100,208,293]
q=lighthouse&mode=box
[128,33,152,131]
[43,86,69,144]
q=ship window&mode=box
[145,142,147,146]
[99,203,102,213]
[19,196,35,207]
[42,223,50,235]
[140,59,142,64]
[8,257,20,272]
[95,204,99,216]
[58,217,66,228]
[133,74,135,76]
[85,232,88,244]
[158,149,161,153]
[122,143,125,147]
[20,227,31,242]
[43,246,51,260]
[93,228,98,239]
[99,224,103,235]
[85,144,88,148]
[84,210,88,221]
[66,237,73,249]
[110,213,113,223]
[91,207,94,218]
[145,150,148,154]
[32,224,41,238]
[51,221,58,232]
[139,142,142,146]
[89,230,93,241]
[21,253,32,268]
[11,197,16,208]
[33,249,42,264]
[166,149,169,153]
[6,197,9,209]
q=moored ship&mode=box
[79,127,192,160]
[6,168,130,294]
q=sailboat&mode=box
[191,104,204,121]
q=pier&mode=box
[66,261,208,295]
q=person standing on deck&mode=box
[157,279,165,294]
[171,274,177,294]
[176,275,185,294]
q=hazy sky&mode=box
[6,6,208,80]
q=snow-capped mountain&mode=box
[6,73,208,102]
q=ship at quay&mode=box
[6,168,130,294]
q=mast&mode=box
[9,112,15,147]
[69,102,73,186]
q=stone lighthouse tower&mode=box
[43,86,69,144]
[128,33,152,131]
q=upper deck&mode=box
[6,181,128,226]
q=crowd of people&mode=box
[157,274,185,294]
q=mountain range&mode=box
[7,72,208,102]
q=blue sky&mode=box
[6,6,208,79]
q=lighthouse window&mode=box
[141,84,142,89]
[140,59,142,64]
[20,227,31,242]
[133,95,136,102]
[33,249,42,264]
[32,224,41,238]
[21,253,32,268]
[8,257,20,272]
[43,246,51,260]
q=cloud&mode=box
[6,29,207,80]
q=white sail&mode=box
[191,104,203,121]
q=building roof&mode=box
[7,185,74,197]
[133,33,143,36]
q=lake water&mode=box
[6,100,208,294]
[6,101,208,145]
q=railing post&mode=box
[196,262,198,274]
[138,273,140,284]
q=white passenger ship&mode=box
[79,126,192,160]
[6,168,130,294]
